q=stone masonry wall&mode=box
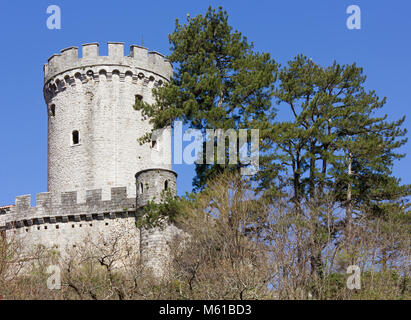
[135,169,182,276]
[0,44,180,273]
[0,187,139,257]
[135,168,177,207]
[44,43,172,204]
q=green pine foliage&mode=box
[134,6,410,297]
[258,54,409,220]
[134,6,278,189]
[136,190,185,229]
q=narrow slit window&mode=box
[164,180,168,191]
[50,104,55,117]
[72,130,79,145]
[140,182,144,194]
[151,136,159,150]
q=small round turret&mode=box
[135,168,177,207]
[135,168,179,275]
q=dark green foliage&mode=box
[136,190,185,229]
[135,6,278,190]
[258,54,409,212]
[134,7,409,296]
[255,54,410,288]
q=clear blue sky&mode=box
[0,0,410,205]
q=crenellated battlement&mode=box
[0,187,137,232]
[44,42,173,84]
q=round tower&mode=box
[135,168,177,207]
[43,42,172,203]
[135,168,179,275]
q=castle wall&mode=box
[7,216,139,260]
[44,43,172,204]
[0,187,139,258]
[139,223,182,274]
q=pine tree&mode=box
[135,8,409,291]
[134,6,277,190]
[258,55,410,280]
[259,54,409,210]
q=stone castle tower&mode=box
[0,43,179,271]
[44,42,172,203]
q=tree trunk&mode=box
[346,152,353,264]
